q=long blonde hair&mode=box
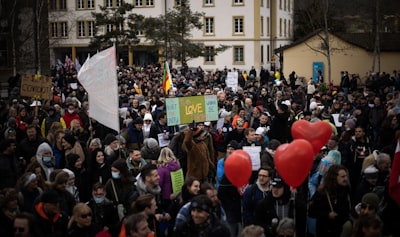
[68,203,92,229]
[157,147,179,167]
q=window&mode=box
[284,19,287,37]
[88,0,95,8]
[260,16,264,36]
[261,45,264,64]
[50,22,58,37]
[77,21,94,38]
[267,17,270,36]
[135,0,142,6]
[204,17,214,35]
[267,0,270,8]
[204,0,214,6]
[118,23,123,32]
[175,0,182,6]
[279,0,282,9]
[77,0,84,9]
[105,0,112,7]
[279,18,282,36]
[136,30,144,36]
[116,0,121,7]
[288,0,291,12]
[204,46,215,63]
[77,21,85,37]
[260,0,263,7]
[284,0,286,11]
[288,20,291,37]
[106,24,113,33]
[233,0,244,5]
[50,22,68,38]
[146,0,154,6]
[77,0,95,9]
[88,21,95,37]
[49,0,67,11]
[267,45,270,62]
[233,46,244,63]
[233,17,244,34]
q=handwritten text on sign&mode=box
[165,95,218,126]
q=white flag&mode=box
[77,46,119,132]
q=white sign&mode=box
[243,146,261,171]
[226,72,238,91]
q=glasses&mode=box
[14,227,25,232]
[360,203,375,210]
[80,213,92,218]
[258,174,270,178]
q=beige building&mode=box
[48,0,294,72]
[277,31,400,86]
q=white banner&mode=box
[77,46,120,132]
[226,71,238,91]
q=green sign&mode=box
[165,95,218,126]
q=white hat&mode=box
[309,101,317,111]
[256,127,266,135]
[219,110,232,118]
[282,100,291,107]
[30,100,42,107]
[143,113,153,121]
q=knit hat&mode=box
[143,113,153,121]
[364,165,379,179]
[267,139,281,150]
[361,192,380,210]
[345,119,356,129]
[41,189,60,204]
[227,140,241,150]
[103,133,118,146]
[63,134,76,146]
[66,153,80,167]
[145,138,159,149]
[255,105,263,113]
[190,195,213,214]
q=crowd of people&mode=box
[0,61,399,237]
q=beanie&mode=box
[41,189,60,204]
[63,134,76,146]
[145,138,159,149]
[345,119,356,129]
[361,192,379,210]
[103,133,118,146]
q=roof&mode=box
[276,30,400,53]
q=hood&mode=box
[34,202,61,223]
[164,161,181,172]
[136,176,161,196]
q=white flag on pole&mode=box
[77,46,119,132]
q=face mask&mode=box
[368,104,375,108]
[68,109,75,114]
[93,196,105,204]
[43,156,52,163]
[112,171,120,179]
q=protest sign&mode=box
[20,74,53,100]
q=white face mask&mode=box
[68,109,75,114]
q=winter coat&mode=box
[182,130,215,181]
[33,202,69,237]
[157,161,181,200]
[174,213,230,237]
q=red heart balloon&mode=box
[274,139,314,187]
[225,150,252,188]
[291,120,332,155]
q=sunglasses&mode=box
[14,227,25,232]
[80,213,92,218]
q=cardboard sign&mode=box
[20,74,53,100]
[165,95,218,126]
[171,169,184,195]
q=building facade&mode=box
[48,0,294,72]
